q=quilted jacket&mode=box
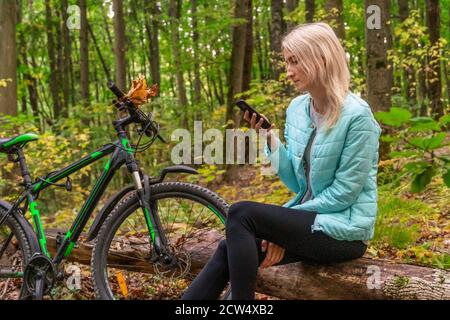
[266,92,381,241]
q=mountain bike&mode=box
[0,82,228,299]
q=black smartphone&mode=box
[235,100,272,129]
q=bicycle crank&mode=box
[23,253,56,299]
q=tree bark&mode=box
[269,0,283,81]
[325,0,345,41]
[226,0,250,125]
[45,229,450,300]
[80,0,89,108]
[305,0,315,23]
[18,4,39,118]
[191,0,202,108]
[2,0,17,116]
[365,0,393,159]
[425,0,443,119]
[60,0,71,116]
[145,0,161,89]
[44,0,62,119]
[169,0,188,126]
[286,0,299,32]
[113,0,127,91]
[397,0,417,109]
[242,0,253,93]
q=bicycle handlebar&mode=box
[107,81,166,144]
[107,81,125,100]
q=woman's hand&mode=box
[260,240,285,268]
[243,111,275,134]
[243,111,276,149]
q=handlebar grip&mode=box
[107,81,125,99]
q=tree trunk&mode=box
[45,0,62,119]
[17,4,39,118]
[45,229,450,300]
[269,0,283,81]
[418,2,428,116]
[254,5,265,81]
[286,0,299,32]
[113,0,127,91]
[365,0,393,159]
[60,0,71,117]
[305,0,315,23]
[80,0,89,108]
[225,0,250,182]
[169,0,188,127]
[325,0,345,41]
[145,0,161,89]
[191,0,202,109]
[398,0,417,109]
[242,0,253,93]
[425,0,443,119]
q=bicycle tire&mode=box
[91,182,229,300]
[0,205,33,300]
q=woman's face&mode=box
[283,49,309,92]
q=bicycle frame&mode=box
[30,142,126,265]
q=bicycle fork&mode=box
[132,173,174,265]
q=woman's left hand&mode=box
[260,240,285,268]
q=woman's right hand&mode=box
[243,110,277,150]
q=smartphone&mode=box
[235,100,272,129]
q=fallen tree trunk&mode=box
[46,229,450,300]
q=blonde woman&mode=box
[182,22,381,300]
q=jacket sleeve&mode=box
[264,125,301,194]
[292,114,380,213]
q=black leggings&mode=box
[181,201,367,300]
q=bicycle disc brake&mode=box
[153,246,191,281]
[23,253,56,298]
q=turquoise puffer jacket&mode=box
[266,92,381,241]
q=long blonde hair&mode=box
[282,22,350,129]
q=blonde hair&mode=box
[282,22,350,129]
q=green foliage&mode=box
[375,107,450,193]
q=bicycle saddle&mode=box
[0,133,39,152]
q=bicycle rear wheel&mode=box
[0,206,33,300]
[91,182,228,300]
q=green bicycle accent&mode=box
[143,207,156,242]
[64,242,76,258]
[104,159,111,171]
[90,151,104,159]
[121,138,134,154]
[33,151,108,193]
[3,133,39,148]
[29,201,50,258]
[208,205,225,224]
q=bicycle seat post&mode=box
[12,148,32,187]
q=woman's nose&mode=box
[286,69,294,80]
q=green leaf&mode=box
[381,134,395,143]
[411,167,435,193]
[389,150,418,158]
[443,170,450,188]
[427,132,447,150]
[439,114,450,126]
[409,133,448,150]
[375,107,412,127]
[409,117,441,132]
[404,161,430,174]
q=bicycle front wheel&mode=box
[91,182,228,300]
